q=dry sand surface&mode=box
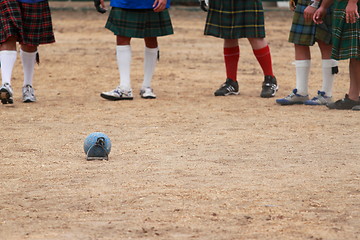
[0,2,359,240]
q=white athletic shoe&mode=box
[0,83,14,104]
[22,85,36,103]
[100,87,133,101]
[140,87,156,99]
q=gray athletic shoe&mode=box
[22,85,36,103]
[304,91,333,105]
[276,89,309,105]
[140,87,156,99]
[0,83,14,104]
[100,87,133,101]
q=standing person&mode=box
[0,0,55,104]
[314,0,360,110]
[276,0,338,106]
[96,0,173,100]
[203,0,278,98]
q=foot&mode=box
[100,87,133,101]
[304,91,332,105]
[140,87,156,99]
[327,94,360,110]
[0,83,14,104]
[214,78,239,96]
[260,75,278,98]
[276,89,309,105]
[22,85,36,103]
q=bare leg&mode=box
[0,36,17,51]
[224,39,238,48]
[317,40,332,59]
[247,38,267,50]
[144,37,158,48]
[348,59,360,101]
[116,36,131,46]
[295,44,311,60]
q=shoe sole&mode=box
[23,99,36,103]
[214,92,239,96]
[276,101,305,106]
[0,89,13,104]
[100,93,133,101]
[141,96,156,99]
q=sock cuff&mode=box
[145,47,159,53]
[116,45,131,51]
[295,59,311,68]
[253,45,270,57]
[20,49,37,57]
[0,50,17,56]
[322,59,338,68]
[224,46,239,56]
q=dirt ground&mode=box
[1,2,359,240]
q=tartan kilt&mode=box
[105,8,174,38]
[288,0,332,46]
[331,0,360,60]
[204,0,266,39]
[0,0,55,46]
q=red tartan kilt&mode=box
[0,0,55,46]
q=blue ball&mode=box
[84,132,111,156]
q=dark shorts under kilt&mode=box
[0,0,55,46]
[331,0,360,60]
[204,0,265,39]
[105,8,173,38]
[289,0,332,46]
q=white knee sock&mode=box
[321,59,338,97]
[116,45,132,91]
[142,47,158,89]
[0,50,17,85]
[20,49,37,87]
[295,60,311,96]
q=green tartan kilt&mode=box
[331,0,360,60]
[204,0,266,39]
[288,0,332,46]
[105,8,173,38]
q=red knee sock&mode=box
[224,46,240,81]
[253,45,274,77]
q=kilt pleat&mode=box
[288,0,332,46]
[0,0,23,43]
[105,8,174,38]
[0,0,55,46]
[331,0,360,60]
[204,0,266,39]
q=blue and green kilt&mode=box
[331,0,360,60]
[105,8,173,38]
[289,0,332,46]
[204,0,265,39]
[0,0,55,46]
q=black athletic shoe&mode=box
[260,75,278,98]
[327,94,360,110]
[214,78,239,96]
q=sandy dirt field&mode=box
[1,2,359,240]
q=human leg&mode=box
[0,37,17,104]
[318,40,337,97]
[100,36,133,101]
[276,44,310,105]
[248,38,278,98]
[140,37,158,99]
[19,44,38,102]
[214,39,239,96]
